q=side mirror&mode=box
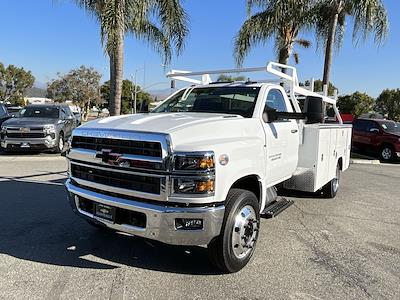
[304,96,324,124]
[262,109,278,123]
[263,109,305,123]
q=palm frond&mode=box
[234,10,276,66]
[294,39,311,48]
[74,0,188,62]
[351,0,388,45]
[131,21,172,64]
[150,0,189,55]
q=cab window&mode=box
[366,121,379,132]
[0,105,7,117]
[60,108,67,119]
[265,89,288,112]
[353,120,368,132]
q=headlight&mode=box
[173,152,215,171]
[43,124,56,134]
[173,178,215,194]
[1,126,6,133]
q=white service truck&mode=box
[65,62,351,273]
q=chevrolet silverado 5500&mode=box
[65,62,351,273]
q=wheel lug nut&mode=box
[234,244,239,248]
[234,227,240,232]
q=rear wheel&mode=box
[380,145,394,162]
[207,188,260,273]
[322,163,340,198]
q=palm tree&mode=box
[234,0,315,67]
[75,0,188,115]
[314,0,388,87]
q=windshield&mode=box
[380,121,400,133]
[20,106,60,118]
[152,86,260,118]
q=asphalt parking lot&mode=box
[0,155,399,299]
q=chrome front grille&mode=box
[5,127,46,139]
[67,129,171,202]
[72,136,162,158]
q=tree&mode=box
[375,89,400,121]
[47,66,102,121]
[75,0,188,116]
[314,79,337,96]
[0,62,35,105]
[314,0,388,87]
[234,0,314,67]
[100,79,152,114]
[217,74,246,82]
[337,91,374,117]
[301,79,338,96]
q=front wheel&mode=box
[207,188,260,273]
[53,132,64,154]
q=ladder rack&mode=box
[166,62,342,123]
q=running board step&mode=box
[261,198,294,219]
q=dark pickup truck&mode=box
[352,118,400,161]
[1,104,77,153]
[0,104,11,127]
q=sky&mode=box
[0,0,398,97]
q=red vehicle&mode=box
[352,119,400,161]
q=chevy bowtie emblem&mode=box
[95,149,122,164]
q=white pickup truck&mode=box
[65,62,351,273]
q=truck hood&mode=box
[79,113,243,134]
[2,117,58,127]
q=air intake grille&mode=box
[72,136,162,158]
[71,164,161,194]
[6,132,46,138]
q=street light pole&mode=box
[131,63,165,114]
[131,71,138,114]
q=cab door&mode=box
[261,88,300,185]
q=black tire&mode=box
[207,188,260,273]
[53,132,64,154]
[380,144,394,162]
[322,163,340,198]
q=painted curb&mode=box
[0,155,66,162]
[350,159,381,165]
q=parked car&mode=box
[0,103,11,127]
[352,118,400,161]
[69,105,82,125]
[1,104,77,153]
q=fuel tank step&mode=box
[261,197,294,219]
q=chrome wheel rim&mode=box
[382,148,392,160]
[59,137,64,151]
[231,205,258,259]
[333,166,340,193]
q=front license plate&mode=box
[20,142,30,148]
[95,203,115,221]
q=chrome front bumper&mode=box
[1,136,57,149]
[65,179,225,246]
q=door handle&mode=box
[291,129,298,133]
